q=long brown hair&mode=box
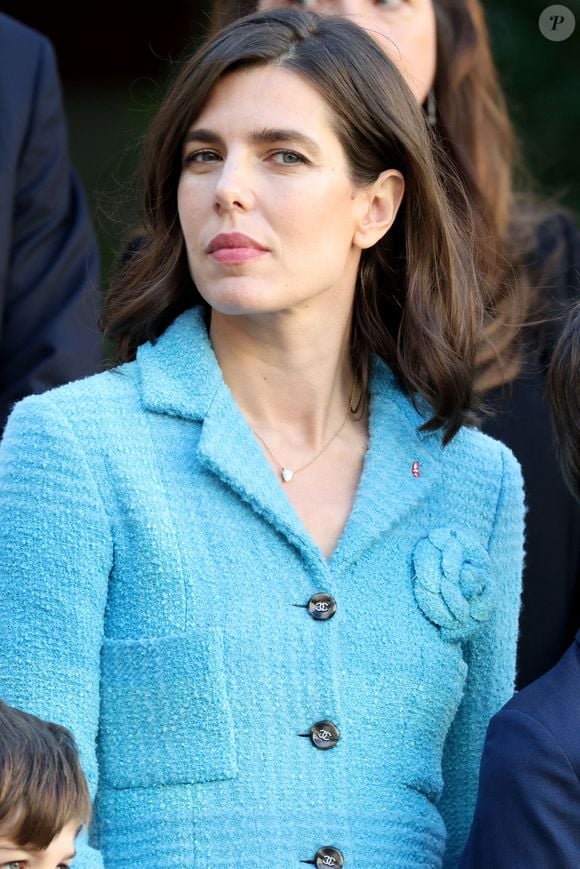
[432,0,550,392]
[211,0,551,393]
[103,9,483,442]
[0,700,91,848]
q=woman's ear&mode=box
[353,170,405,250]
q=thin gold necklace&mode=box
[252,377,359,484]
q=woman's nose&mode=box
[213,158,255,213]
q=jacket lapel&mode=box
[136,307,220,421]
[197,382,324,568]
[136,308,442,570]
[329,358,442,572]
[136,307,325,568]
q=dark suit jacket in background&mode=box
[0,13,101,432]
[460,631,580,868]
[483,214,580,689]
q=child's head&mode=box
[0,700,91,868]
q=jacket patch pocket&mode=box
[99,629,238,789]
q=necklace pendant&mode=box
[281,467,294,483]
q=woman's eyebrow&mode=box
[250,128,322,157]
[183,128,221,145]
[183,127,322,158]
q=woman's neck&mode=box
[209,306,356,452]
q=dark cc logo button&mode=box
[310,720,339,750]
[315,846,344,868]
[307,593,337,621]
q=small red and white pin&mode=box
[411,461,421,478]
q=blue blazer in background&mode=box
[461,630,580,867]
[0,13,101,431]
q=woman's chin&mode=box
[198,282,297,317]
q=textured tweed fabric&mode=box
[0,306,525,868]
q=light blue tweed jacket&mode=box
[0,307,524,868]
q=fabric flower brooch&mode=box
[412,528,495,642]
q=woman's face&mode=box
[256,0,437,103]
[178,65,403,318]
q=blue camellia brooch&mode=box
[412,528,495,642]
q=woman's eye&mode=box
[3,862,26,868]
[376,0,405,7]
[183,149,221,165]
[270,150,307,165]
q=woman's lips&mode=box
[207,232,268,265]
[210,247,268,264]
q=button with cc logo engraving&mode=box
[315,846,344,867]
[307,593,337,621]
[309,720,339,750]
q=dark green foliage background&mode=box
[484,1,580,212]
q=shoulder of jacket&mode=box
[12,362,139,426]
[0,14,48,61]
[443,424,520,479]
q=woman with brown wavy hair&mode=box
[0,10,524,866]
[212,0,580,690]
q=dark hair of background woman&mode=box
[547,300,580,501]
[102,9,484,443]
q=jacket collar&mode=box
[136,307,221,421]
[136,307,442,571]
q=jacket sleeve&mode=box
[439,447,525,867]
[0,32,101,433]
[0,394,113,867]
[459,707,580,868]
